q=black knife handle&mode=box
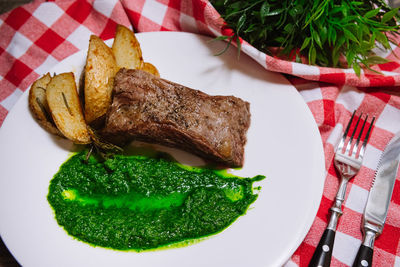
[308,229,336,267]
[352,245,373,267]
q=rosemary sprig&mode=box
[211,0,400,75]
[61,92,73,116]
[85,126,123,162]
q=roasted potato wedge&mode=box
[142,62,160,77]
[84,35,118,124]
[28,73,64,137]
[47,72,91,144]
[112,24,144,70]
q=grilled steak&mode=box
[102,68,251,167]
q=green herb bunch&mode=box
[211,0,400,75]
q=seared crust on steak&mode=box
[102,68,251,167]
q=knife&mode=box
[352,132,400,267]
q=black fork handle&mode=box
[308,229,336,267]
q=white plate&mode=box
[0,32,324,267]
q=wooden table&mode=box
[0,239,19,267]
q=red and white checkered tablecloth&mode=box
[0,0,399,266]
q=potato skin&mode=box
[142,62,160,77]
[112,24,144,70]
[47,72,91,144]
[28,73,64,137]
[112,25,160,76]
[84,35,118,124]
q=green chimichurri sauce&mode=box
[47,151,265,251]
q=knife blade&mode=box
[352,132,400,267]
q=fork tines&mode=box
[338,110,375,159]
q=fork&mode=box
[309,110,375,267]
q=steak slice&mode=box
[102,68,251,167]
